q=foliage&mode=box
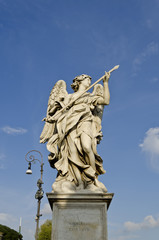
[37,220,52,240]
[0,224,23,240]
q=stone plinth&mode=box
[47,192,114,240]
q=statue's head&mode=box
[71,74,92,92]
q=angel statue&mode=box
[40,66,119,193]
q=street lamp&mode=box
[25,150,44,240]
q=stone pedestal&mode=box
[47,192,114,240]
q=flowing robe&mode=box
[46,92,105,185]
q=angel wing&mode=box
[91,84,104,143]
[40,80,68,144]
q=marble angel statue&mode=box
[40,67,118,193]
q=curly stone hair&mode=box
[71,74,92,92]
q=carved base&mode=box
[52,178,108,193]
[47,192,114,240]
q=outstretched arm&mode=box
[96,72,110,105]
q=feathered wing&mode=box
[40,80,68,144]
[91,84,104,143]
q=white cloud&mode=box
[124,215,159,232]
[0,213,17,226]
[0,213,35,240]
[139,127,159,172]
[22,227,35,240]
[41,203,52,215]
[110,215,159,240]
[1,126,27,135]
[133,42,158,72]
[139,128,159,154]
[110,234,139,240]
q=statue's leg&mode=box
[80,132,96,172]
[66,129,84,188]
[71,163,84,189]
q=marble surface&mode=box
[47,192,114,240]
[40,72,111,193]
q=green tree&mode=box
[0,224,23,240]
[37,220,52,240]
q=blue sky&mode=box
[0,0,159,239]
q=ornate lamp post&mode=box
[25,150,44,240]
